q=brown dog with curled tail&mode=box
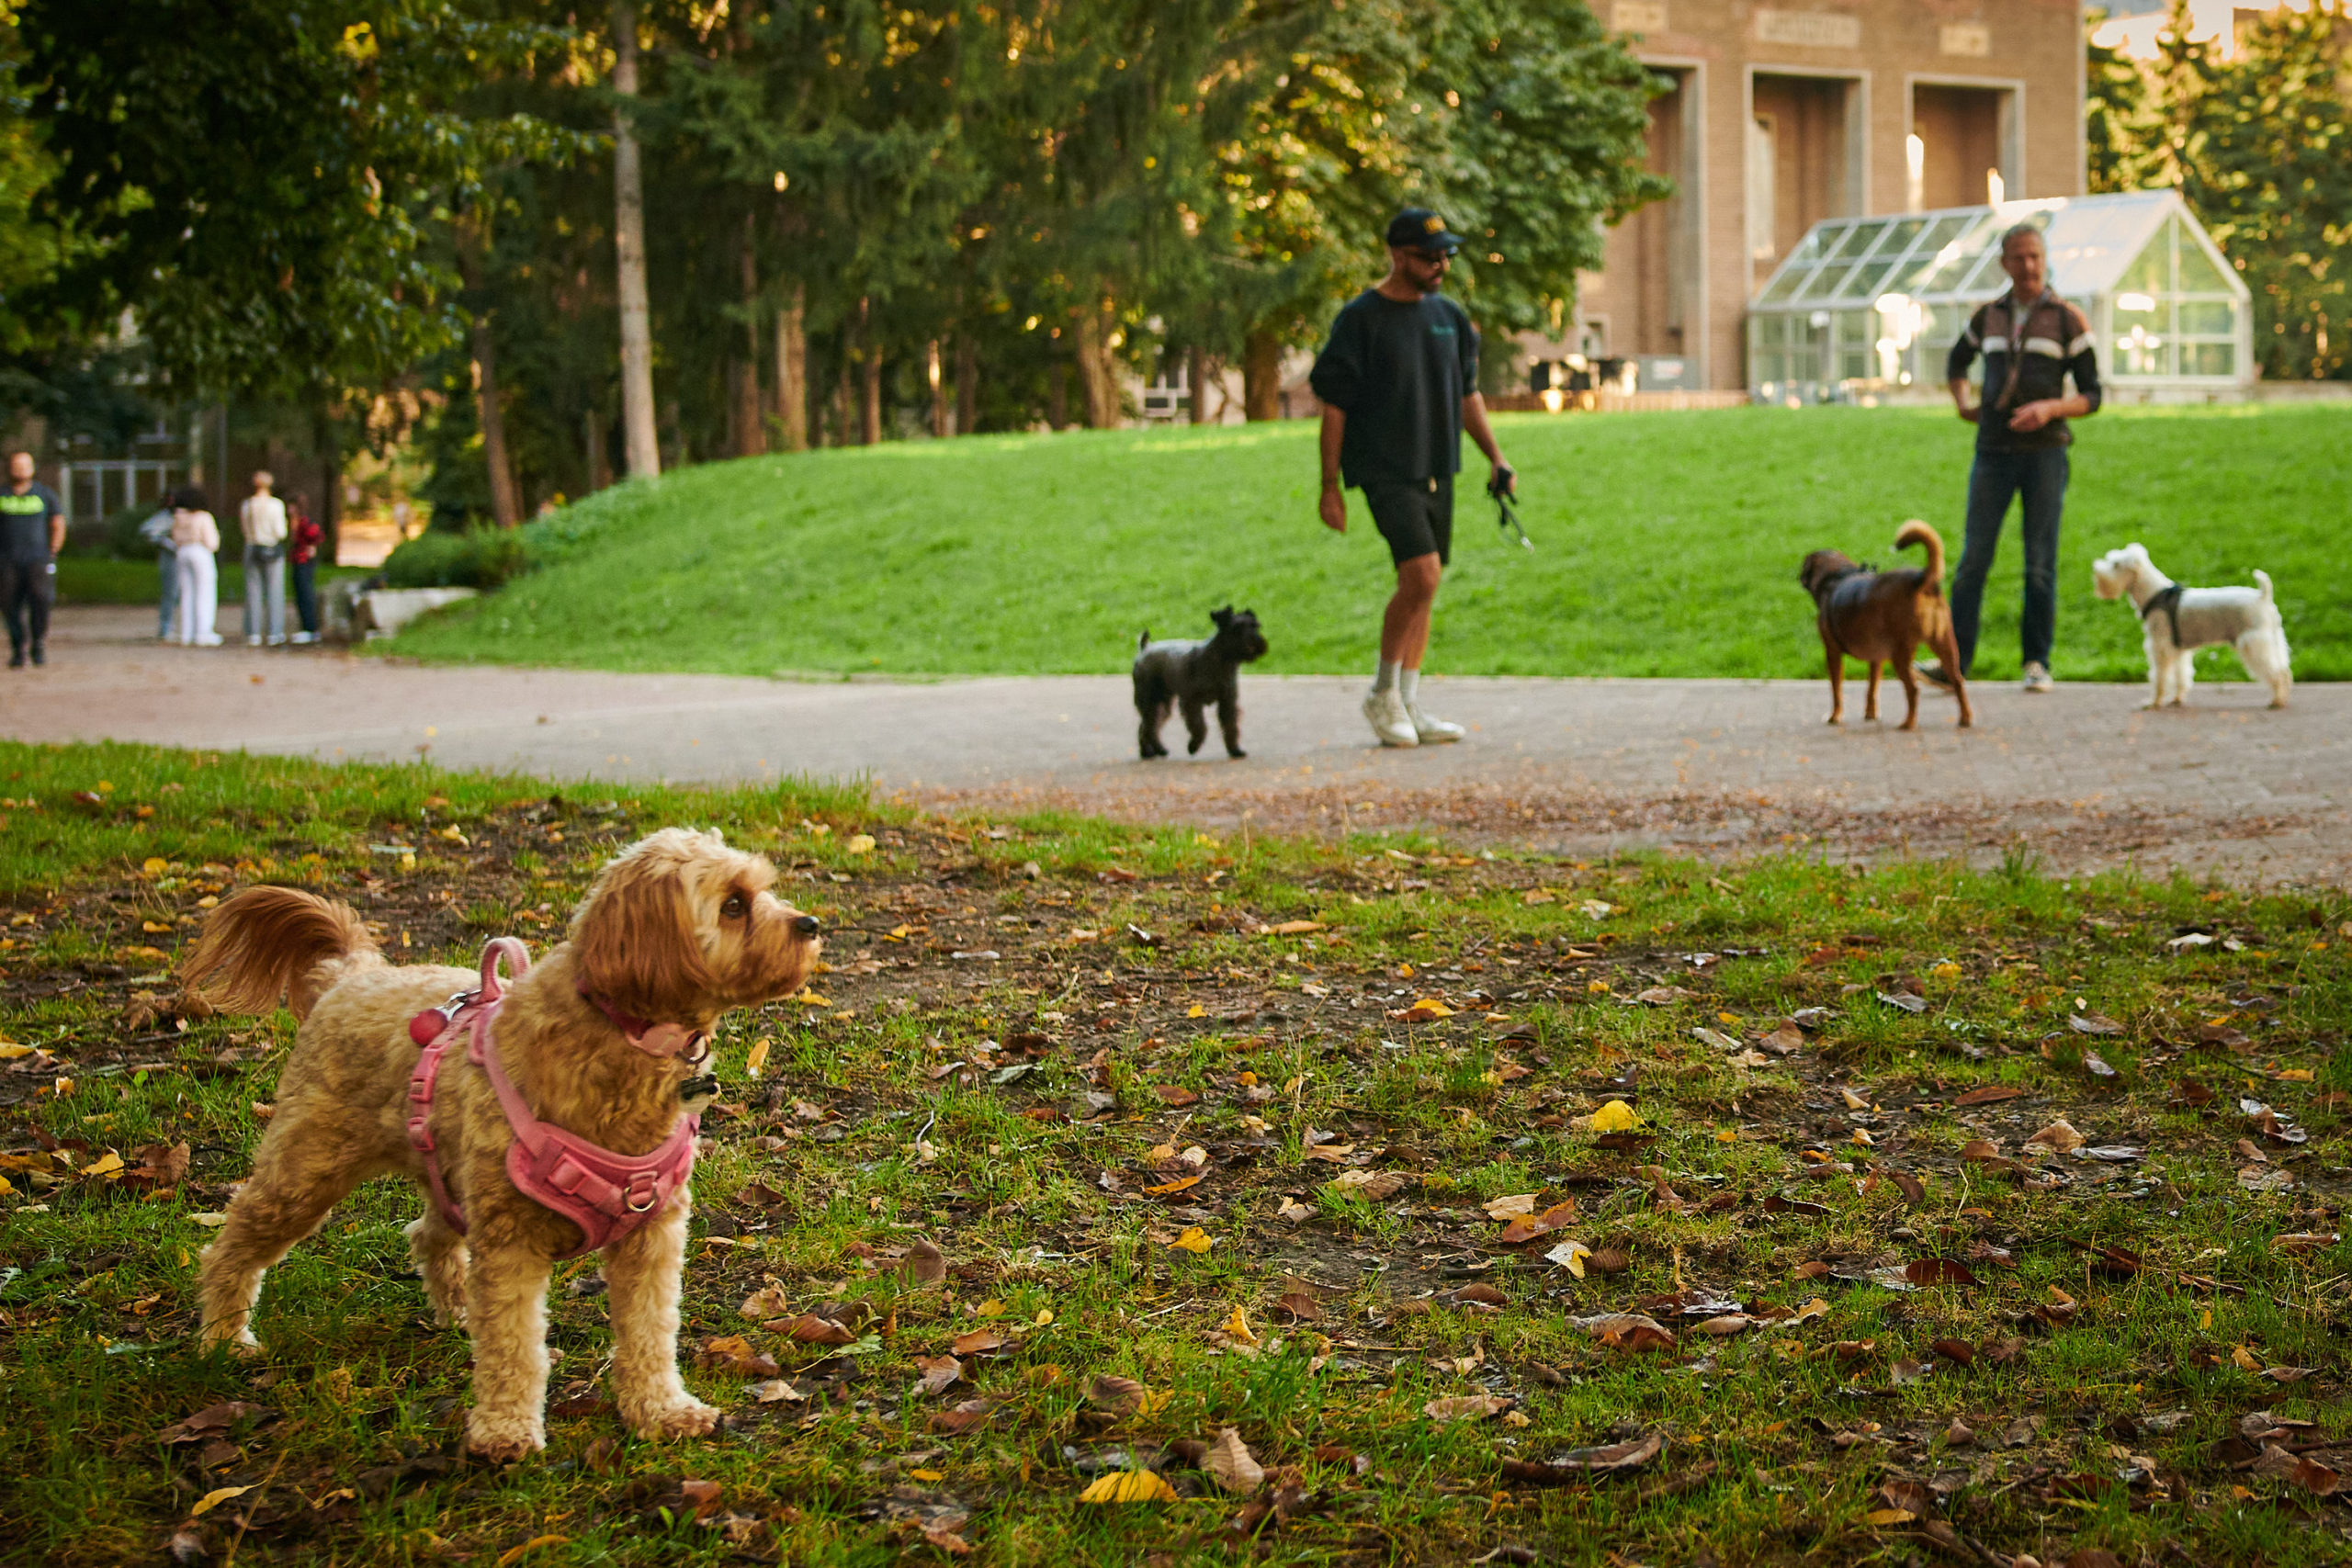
[1798,520,1973,731]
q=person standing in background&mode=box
[287,491,323,644]
[138,501,181,640]
[170,487,223,646]
[239,470,290,647]
[2,450,65,669]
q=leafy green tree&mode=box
[2089,0,2352,380]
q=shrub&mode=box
[381,526,531,591]
[105,502,173,558]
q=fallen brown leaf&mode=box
[1497,1431,1663,1483]
[902,1239,948,1288]
[1423,1394,1513,1424]
[1204,1427,1266,1493]
[911,1355,962,1397]
[1951,1085,2025,1106]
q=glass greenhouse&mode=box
[1746,190,2253,405]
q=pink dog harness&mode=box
[404,937,700,1259]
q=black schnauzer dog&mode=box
[1133,606,1269,760]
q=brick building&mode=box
[1556,0,2086,392]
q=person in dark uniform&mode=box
[1309,209,1515,748]
[1925,223,2102,695]
[1,451,66,669]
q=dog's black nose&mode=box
[793,914,821,937]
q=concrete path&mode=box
[8,606,2346,883]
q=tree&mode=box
[2087,0,2352,380]
[610,0,660,476]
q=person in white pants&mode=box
[170,488,223,646]
[240,470,290,646]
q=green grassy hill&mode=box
[387,402,2352,683]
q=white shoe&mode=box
[1407,703,1464,743]
[1363,689,1419,748]
[288,631,315,645]
[196,634,224,647]
[2021,661,2054,694]
[246,636,263,647]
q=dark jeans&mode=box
[2,557,55,655]
[291,559,319,635]
[1951,446,2068,675]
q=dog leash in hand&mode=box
[1487,467,1532,551]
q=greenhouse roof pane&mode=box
[1747,191,2243,310]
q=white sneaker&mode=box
[197,634,224,647]
[266,635,288,647]
[288,631,315,645]
[1407,703,1464,743]
[2021,661,2054,694]
[1363,689,1419,748]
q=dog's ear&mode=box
[1211,605,1234,627]
[571,842,718,1021]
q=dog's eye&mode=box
[721,893,748,919]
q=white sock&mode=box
[1398,668,1420,706]
[1373,660,1399,694]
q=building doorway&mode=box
[1748,73,1860,289]
[1911,84,2010,210]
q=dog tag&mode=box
[679,1073,720,1113]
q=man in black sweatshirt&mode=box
[1309,209,1515,748]
[1926,222,2102,695]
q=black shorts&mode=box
[1363,476,1453,569]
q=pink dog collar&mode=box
[404,938,697,1258]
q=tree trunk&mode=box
[831,341,854,447]
[1188,345,1209,425]
[1046,362,1068,429]
[954,334,978,434]
[1073,301,1120,429]
[611,1,660,478]
[857,299,881,446]
[455,229,519,526]
[1242,329,1283,422]
[734,211,765,457]
[775,281,808,452]
[585,409,609,491]
[315,408,340,567]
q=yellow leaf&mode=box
[1408,997,1455,1018]
[190,1485,254,1517]
[1170,1227,1213,1254]
[1588,979,1611,995]
[142,921,172,934]
[0,1043,31,1061]
[1187,1004,1205,1019]
[846,834,876,854]
[1931,962,1962,980]
[1717,1011,1740,1026]
[887,924,914,942]
[1079,1469,1178,1503]
[908,1469,945,1482]
[2231,1345,2263,1372]
[1520,889,1555,905]
[976,1298,1006,1318]
[1269,919,1325,935]
[83,1151,126,1179]
[1136,1389,1174,1416]
[141,857,168,874]
[1864,1507,1916,1526]
[1590,1100,1639,1134]
[787,990,831,1008]
[496,1535,571,1567]
[743,1037,772,1077]
[1223,1304,1260,1345]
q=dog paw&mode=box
[1227,749,1247,760]
[465,1413,546,1463]
[626,1395,722,1441]
[1186,739,1204,755]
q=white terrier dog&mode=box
[2090,542,2291,709]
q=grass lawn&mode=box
[4,739,2348,1564]
[383,402,2352,685]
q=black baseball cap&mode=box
[1385,208,1464,254]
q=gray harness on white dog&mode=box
[2141,583,2187,648]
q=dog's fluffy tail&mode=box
[181,886,379,1021]
[2254,569,2275,604]
[1894,520,1946,591]
[1137,629,1150,653]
